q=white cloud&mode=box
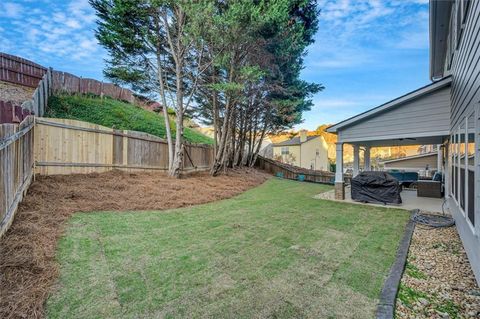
[0,3,23,18]
[0,0,103,76]
[305,0,429,72]
[65,19,81,29]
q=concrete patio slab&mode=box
[315,186,447,214]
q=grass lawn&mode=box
[47,178,409,319]
[46,94,213,144]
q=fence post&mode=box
[123,131,128,167]
[48,68,53,95]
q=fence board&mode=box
[51,71,136,104]
[0,53,47,87]
[0,116,34,238]
[0,101,31,124]
[255,156,337,184]
[34,118,213,175]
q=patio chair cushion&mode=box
[417,180,443,198]
[432,172,443,182]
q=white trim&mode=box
[464,116,469,222]
[328,77,452,133]
[338,131,450,144]
[335,142,344,183]
[353,145,360,177]
[475,102,480,235]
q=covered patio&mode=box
[326,77,452,212]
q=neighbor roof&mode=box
[380,152,437,164]
[273,135,319,146]
[326,76,452,134]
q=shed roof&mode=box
[380,152,437,164]
[273,135,319,146]
[326,76,452,134]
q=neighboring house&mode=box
[327,0,480,284]
[258,135,274,158]
[381,152,439,172]
[272,130,329,170]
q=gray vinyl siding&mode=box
[447,0,480,285]
[338,86,451,142]
[450,0,480,128]
[384,154,438,170]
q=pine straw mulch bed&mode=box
[395,218,480,319]
[0,168,269,319]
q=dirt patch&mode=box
[396,220,480,318]
[0,81,34,105]
[0,168,269,319]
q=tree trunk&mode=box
[169,61,184,178]
[167,6,185,178]
[154,15,174,170]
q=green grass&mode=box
[46,179,410,319]
[398,284,430,309]
[46,94,213,144]
[405,262,428,280]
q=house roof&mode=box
[273,135,319,146]
[326,76,452,134]
[429,0,453,80]
[380,152,437,164]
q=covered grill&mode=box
[351,171,402,204]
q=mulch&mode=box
[0,81,35,106]
[0,168,269,319]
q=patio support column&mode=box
[364,146,371,171]
[335,142,345,200]
[353,144,360,177]
[437,144,443,172]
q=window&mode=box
[461,0,471,24]
[456,0,462,48]
[281,147,289,155]
[455,0,471,49]
[467,113,475,226]
[460,122,466,210]
[449,110,477,229]
[452,133,457,199]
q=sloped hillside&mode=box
[46,94,213,144]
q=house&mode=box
[272,130,329,170]
[381,152,439,173]
[327,0,480,284]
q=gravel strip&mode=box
[395,212,480,319]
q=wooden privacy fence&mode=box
[255,156,336,184]
[34,118,214,175]
[0,53,47,88]
[0,101,32,124]
[20,68,53,117]
[51,71,136,104]
[0,52,147,121]
[0,116,35,237]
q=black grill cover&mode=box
[351,171,402,204]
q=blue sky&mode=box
[0,0,430,130]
